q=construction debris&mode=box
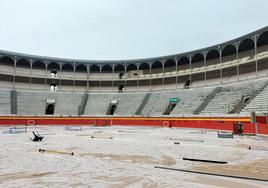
[182,157,228,164]
[39,148,74,156]
[29,132,44,142]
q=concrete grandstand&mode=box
[0,27,267,135]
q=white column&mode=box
[203,51,207,86]
[30,59,33,89]
[13,56,17,89]
[73,63,76,92]
[175,57,178,90]
[254,34,258,78]
[235,41,240,82]
[219,46,223,85]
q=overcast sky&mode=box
[0,0,267,60]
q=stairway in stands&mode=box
[241,81,268,113]
[135,93,152,115]
[78,93,89,115]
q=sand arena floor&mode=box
[0,125,268,188]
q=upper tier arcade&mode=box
[0,26,268,92]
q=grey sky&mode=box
[0,0,267,60]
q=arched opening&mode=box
[222,45,236,63]
[126,64,138,89]
[151,61,162,74]
[107,101,118,115]
[32,61,45,69]
[101,64,113,73]
[164,59,176,85]
[47,62,60,70]
[191,53,204,68]
[177,56,190,86]
[16,59,30,68]
[257,31,268,74]
[137,63,150,87]
[164,59,176,72]
[48,62,60,78]
[238,39,255,58]
[0,56,14,66]
[114,64,125,80]
[90,64,100,73]
[76,64,87,72]
[238,39,256,78]
[126,64,137,71]
[62,63,74,72]
[206,49,220,65]
[257,30,268,47]
[239,38,254,53]
[206,49,221,83]
[139,63,150,74]
[45,104,55,115]
[191,53,205,84]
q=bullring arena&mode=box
[1,27,268,187]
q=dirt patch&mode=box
[189,176,263,188]
[80,153,156,164]
[80,153,176,166]
[0,172,55,182]
[194,159,268,180]
[161,155,176,166]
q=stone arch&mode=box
[0,56,14,66]
[16,59,30,68]
[76,64,87,72]
[62,63,74,72]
